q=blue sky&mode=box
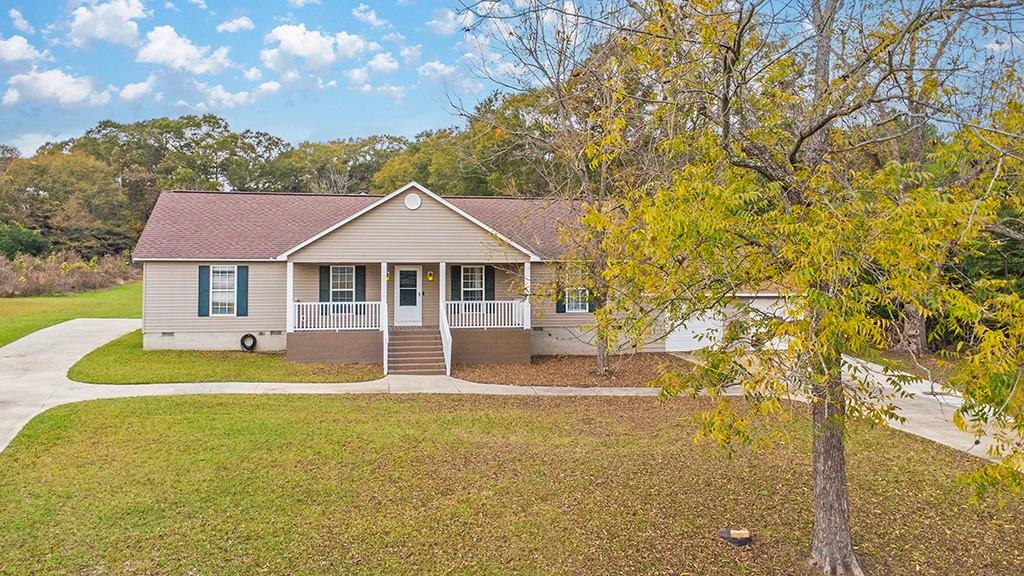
[0,0,497,155]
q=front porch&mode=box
[284,261,534,374]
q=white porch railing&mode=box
[445,300,527,329]
[293,301,382,331]
[440,306,453,375]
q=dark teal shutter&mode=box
[555,291,566,313]
[355,265,366,301]
[485,266,495,300]
[198,265,210,317]
[450,265,461,301]
[354,265,366,315]
[587,290,596,313]
[319,266,330,302]
[236,266,249,317]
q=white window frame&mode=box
[330,265,356,303]
[564,286,590,313]
[210,265,237,317]
[461,265,485,302]
[329,265,356,315]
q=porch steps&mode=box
[388,328,446,375]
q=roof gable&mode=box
[278,182,540,261]
[285,183,535,263]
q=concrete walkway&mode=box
[0,319,993,460]
[0,319,657,451]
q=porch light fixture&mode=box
[426,271,434,282]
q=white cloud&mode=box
[0,35,49,62]
[399,43,421,65]
[345,67,368,85]
[187,0,208,10]
[367,51,398,72]
[352,4,388,28]
[261,24,371,78]
[335,30,372,59]
[137,26,231,74]
[119,73,155,101]
[206,84,252,108]
[427,8,472,36]
[367,83,404,100]
[69,0,149,48]
[417,60,455,79]
[382,32,404,43]
[4,68,112,107]
[288,0,321,6]
[9,131,79,156]
[418,59,482,92]
[163,2,178,11]
[243,66,262,80]
[9,9,34,34]
[257,80,281,95]
[217,16,255,33]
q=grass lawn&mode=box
[0,395,1020,575]
[0,281,141,347]
[68,330,382,384]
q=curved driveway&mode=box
[0,319,994,460]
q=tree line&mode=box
[0,93,547,259]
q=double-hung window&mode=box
[565,286,590,313]
[210,265,237,316]
[330,265,355,314]
[461,265,485,313]
[462,265,485,301]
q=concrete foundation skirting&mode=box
[452,328,531,364]
[143,331,286,352]
[286,331,383,363]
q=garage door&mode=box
[665,312,724,352]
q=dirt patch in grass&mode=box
[0,395,1020,575]
[455,353,690,387]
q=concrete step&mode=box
[389,335,441,343]
[389,345,443,353]
[389,365,447,375]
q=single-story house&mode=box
[133,182,783,374]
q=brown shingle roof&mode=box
[133,190,577,261]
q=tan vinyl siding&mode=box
[529,262,594,328]
[444,264,521,301]
[290,189,530,263]
[293,263,382,303]
[143,261,286,333]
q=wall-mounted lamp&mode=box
[426,271,434,282]
[385,272,390,281]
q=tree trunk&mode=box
[900,306,927,355]
[809,372,865,576]
[595,332,610,375]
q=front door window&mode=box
[394,266,422,325]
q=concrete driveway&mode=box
[0,319,998,461]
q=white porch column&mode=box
[523,261,532,329]
[286,260,295,333]
[439,261,446,324]
[380,262,388,329]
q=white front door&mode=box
[394,265,422,326]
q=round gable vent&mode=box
[404,193,422,210]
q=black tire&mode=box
[240,333,258,352]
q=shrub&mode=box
[0,250,139,297]
[0,222,50,259]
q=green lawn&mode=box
[0,395,1019,575]
[0,281,141,347]
[69,330,382,384]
